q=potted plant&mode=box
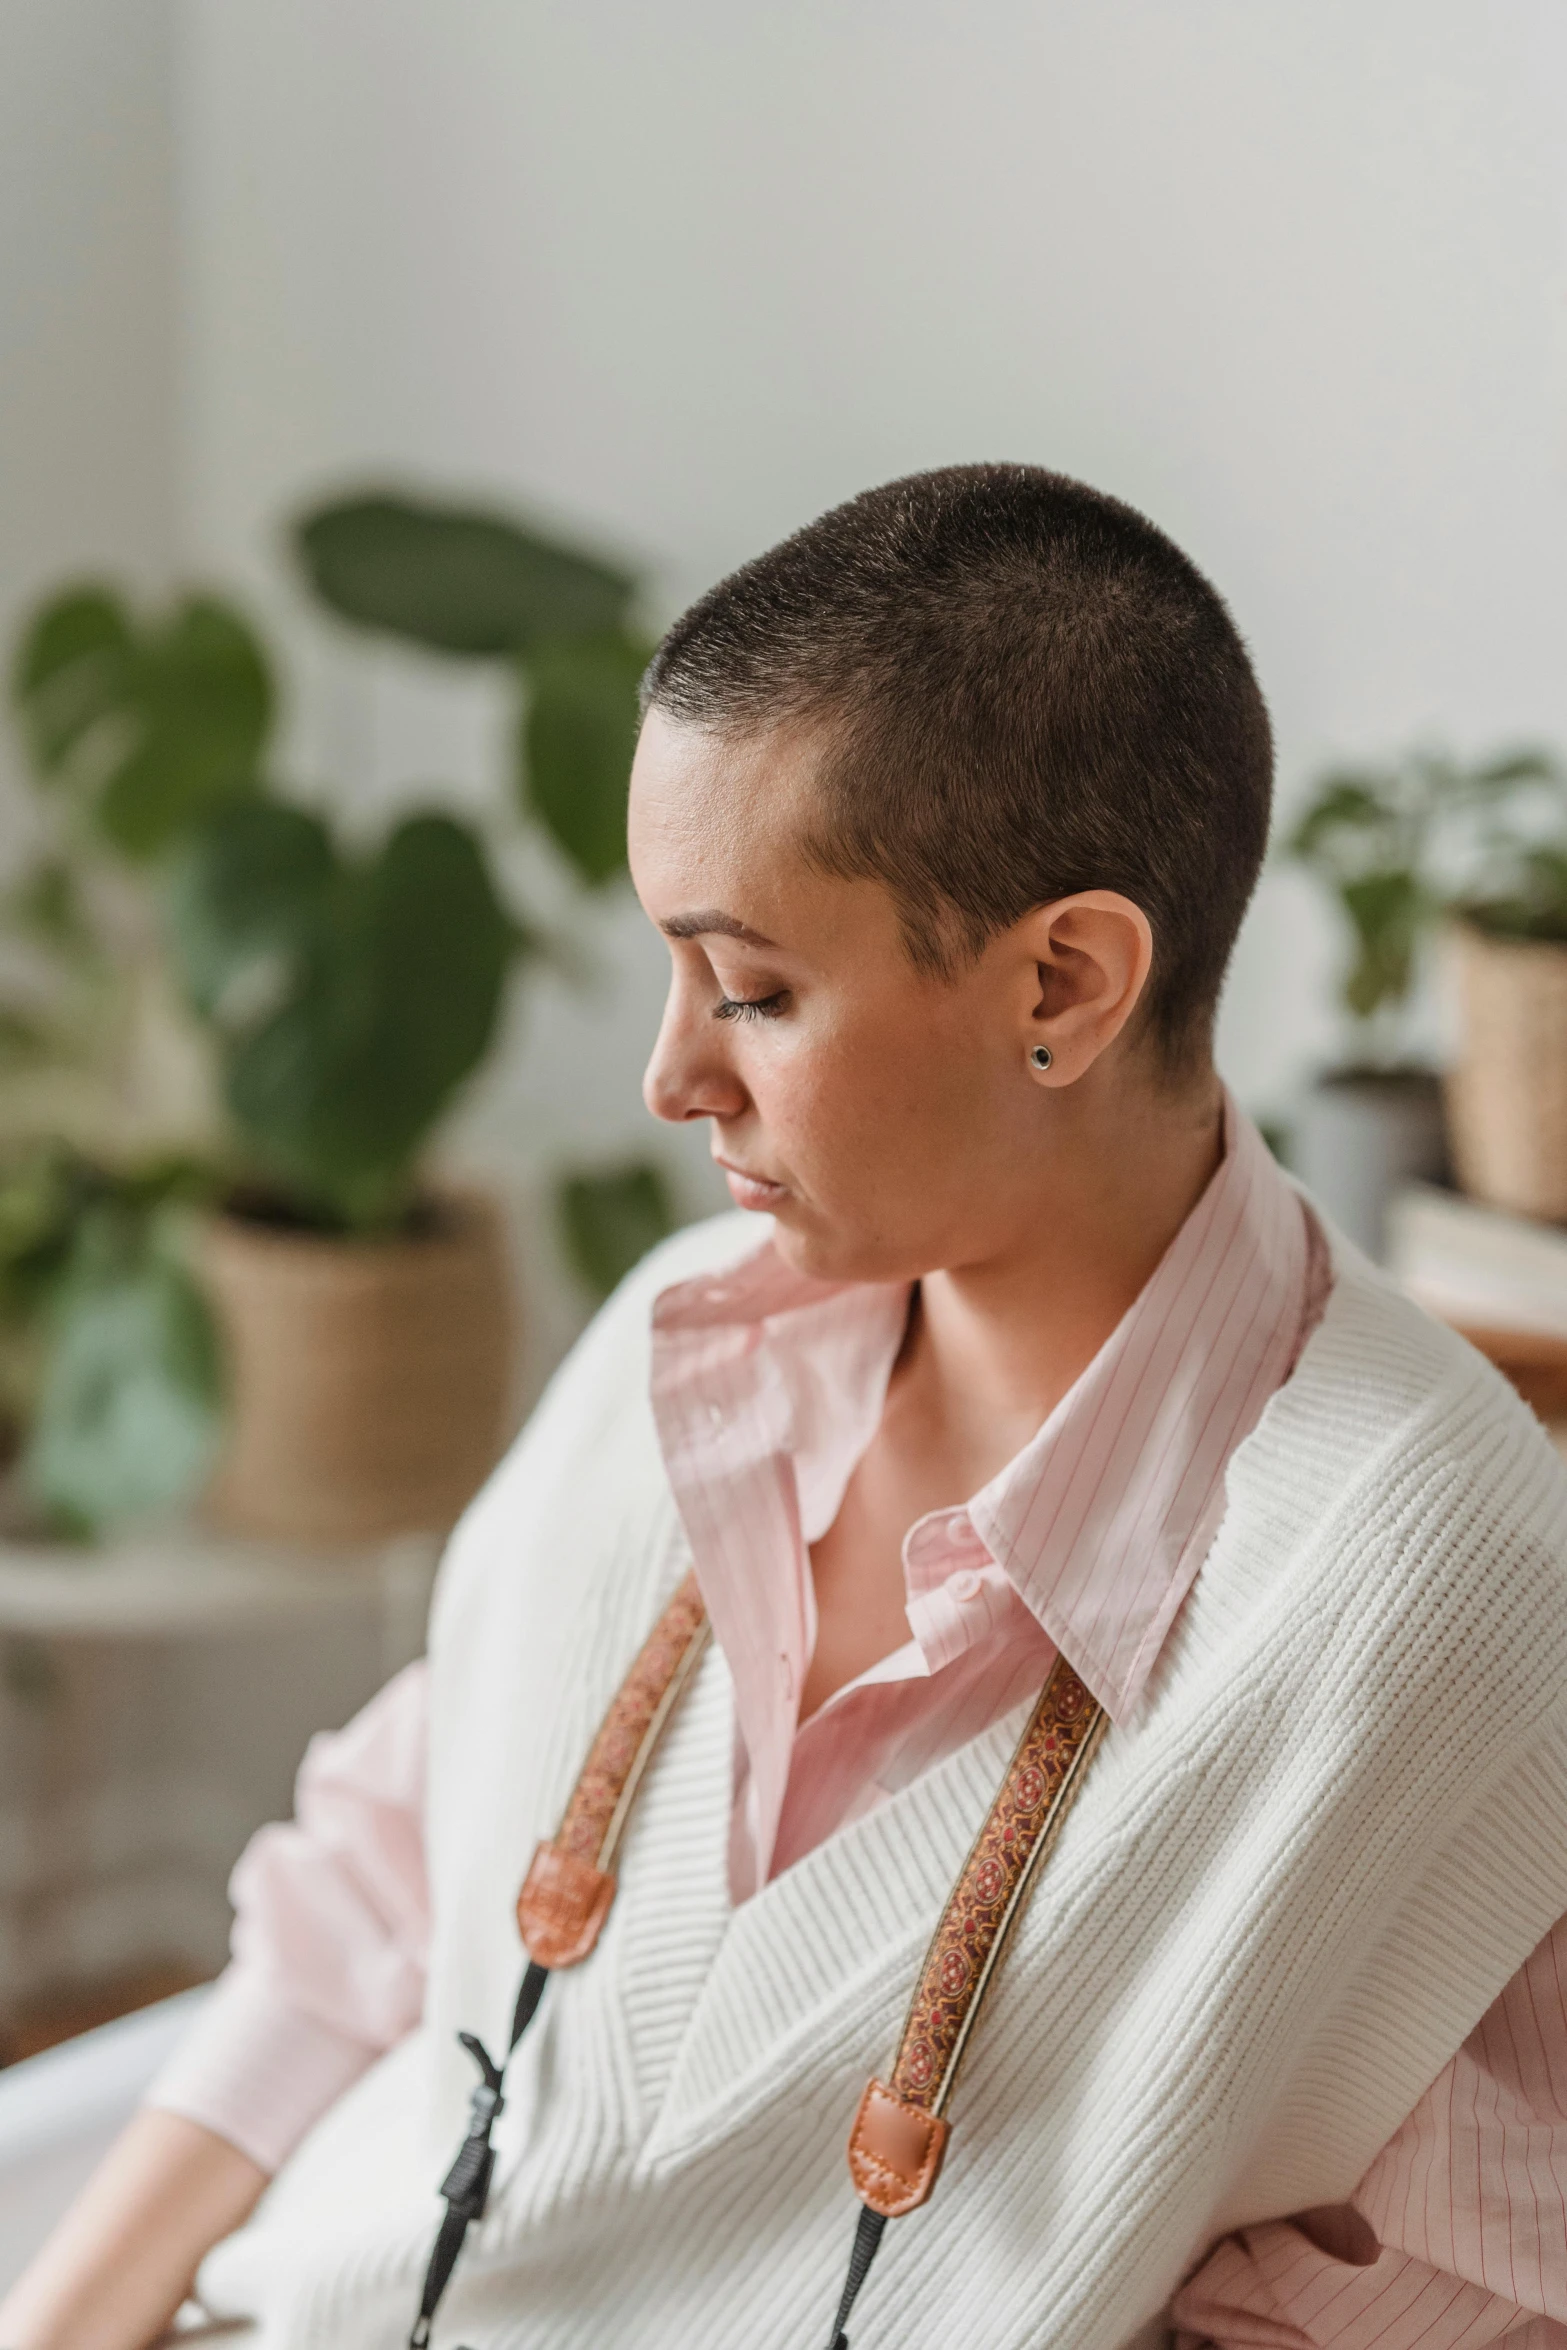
[1446,802,1567,1221]
[7,493,677,1542]
[1283,747,1563,1256]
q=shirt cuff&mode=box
[143,1964,382,2175]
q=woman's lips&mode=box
[716,1158,789,1211]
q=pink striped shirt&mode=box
[649,1092,1316,1897]
[149,1101,1567,2350]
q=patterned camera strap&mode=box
[408,1569,1107,2350]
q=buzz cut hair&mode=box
[642,463,1273,1072]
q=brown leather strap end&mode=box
[847,2077,949,2217]
[516,1839,616,1969]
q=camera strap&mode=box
[407,1569,1106,2349]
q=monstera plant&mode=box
[3,490,676,1537]
[292,489,675,1285]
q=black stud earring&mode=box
[1029,1045,1053,1071]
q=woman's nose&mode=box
[643,994,749,1125]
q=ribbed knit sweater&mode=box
[198,1217,1567,2350]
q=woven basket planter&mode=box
[200,1190,516,1545]
[1446,921,1567,1223]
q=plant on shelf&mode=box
[5,492,679,1538]
[1436,753,1567,1224]
[1284,746,1567,1066]
[1283,744,1567,1256]
[0,592,260,1532]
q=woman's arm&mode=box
[1172,1912,1567,2350]
[0,2107,265,2350]
[147,1658,432,2169]
[2,1658,434,2347]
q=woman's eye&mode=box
[714,991,789,1023]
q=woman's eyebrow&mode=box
[659,910,779,948]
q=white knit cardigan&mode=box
[199,1214,1567,2350]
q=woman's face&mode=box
[627,708,1152,1287]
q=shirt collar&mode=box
[651,1093,1314,1726]
[962,1097,1311,1718]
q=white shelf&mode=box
[0,1527,441,1639]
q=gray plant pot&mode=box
[1290,1068,1449,1262]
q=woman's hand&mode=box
[0,2107,266,2349]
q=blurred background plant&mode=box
[1283,743,1567,1260]
[1284,745,1567,1068]
[0,1147,221,1535]
[0,490,677,1536]
[291,487,676,1275]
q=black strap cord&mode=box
[407,1960,551,2349]
[823,2203,889,2350]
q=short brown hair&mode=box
[643,464,1272,1069]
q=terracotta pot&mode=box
[1446,921,1567,1222]
[200,1190,516,1544]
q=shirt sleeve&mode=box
[1172,1915,1567,2350]
[145,1657,431,2175]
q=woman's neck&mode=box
[906,1073,1225,1480]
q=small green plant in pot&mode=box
[164,796,521,1541]
[1284,746,1566,1255]
[9,578,522,1538]
[8,493,681,1540]
[1439,758,1567,1221]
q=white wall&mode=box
[171,0,1567,1391]
[0,0,179,813]
[175,0,1567,1176]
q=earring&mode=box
[1029,1044,1053,1071]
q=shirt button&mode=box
[949,1568,985,1604]
[706,1402,724,1429]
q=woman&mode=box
[8,466,1567,2350]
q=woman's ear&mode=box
[1017,892,1155,1084]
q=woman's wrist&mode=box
[0,2107,265,2350]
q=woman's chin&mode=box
[763,1210,900,1289]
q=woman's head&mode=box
[628,465,1268,1284]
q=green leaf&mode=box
[522,633,651,885]
[9,586,274,858]
[21,1206,223,1534]
[295,493,636,657]
[0,1006,57,1070]
[1469,747,1563,792]
[95,598,273,858]
[197,811,516,1229]
[0,1148,93,1317]
[165,801,336,1020]
[1339,870,1423,1020]
[1285,776,1397,867]
[9,587,137,777]
[5,859,100,964]
[558,1162,677,1300]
